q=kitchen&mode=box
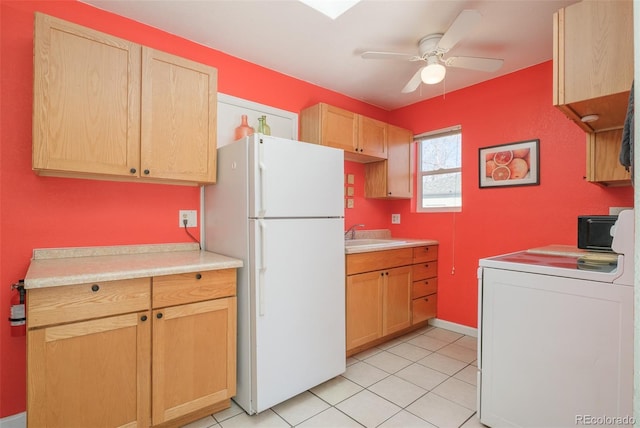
[0,0,637,427]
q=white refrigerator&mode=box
[203,134,346,414]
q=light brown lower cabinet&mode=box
[27,269,237,428]
[346,245,437,355]
[28,311,151,428]
[411,246,438,324]
[152,298,236,425]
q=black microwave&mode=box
[577,215,618,252]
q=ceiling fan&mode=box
[361,9,504,93]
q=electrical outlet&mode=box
[391,214,401,224]
[179,210,197,228]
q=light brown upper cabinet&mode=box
[32,13,217,186]
[300,103,387,162]
[586,129,631,186]
[358,115,388,159]
[553,0,633,133]
[365,124,413,199]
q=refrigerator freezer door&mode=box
[248,135,344,218]
[249,217,345,414]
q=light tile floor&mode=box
[183,325,485,428]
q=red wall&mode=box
[0,0,633,418]
[385,62,633,327]
[0,0,387,417]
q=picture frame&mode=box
[479,139,539,188]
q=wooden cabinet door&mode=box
[553,1,633,132]
[141,48,217,184]
[586,129,631,185]
[152,297,236,425]
[560,0,633,105]
[32,13,141,178]
[321,104,358,153]
[27,312,151,428]
[364,125,412,199]
[382,266,412,336]
[386,125,413,198]
[346,271,383,351]
[359,116,387,159]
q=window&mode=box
[417,126,462,212]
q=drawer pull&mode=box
[140,315,148,322]
[156,313,163,319]
[91,284,100,292]
[424,264,429,268]
[195,273,202,280]
[424,297,429,302]
[380,272,384,277]
[425,280,429,285]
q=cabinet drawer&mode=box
[412,294,437,324]
[152,269,236,308]
[346,248,413,275]
[412,278,438,298]
[413,245,438,263]
[412,261,437,281]
[27,278,150,328]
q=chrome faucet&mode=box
[345,224,365,240]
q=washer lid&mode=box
[479,250,622,283]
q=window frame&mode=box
[416,125,462,213]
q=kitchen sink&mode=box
[344,239,407,247]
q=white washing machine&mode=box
[477,210,635,428]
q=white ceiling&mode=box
[80,0,578,111]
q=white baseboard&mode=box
[0,412,25,428]
[428,317,478,337]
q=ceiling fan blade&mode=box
[361,51,415,60]
[438,9,482,52]
[445,56,503,72]
[401,67,425,93]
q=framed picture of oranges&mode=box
[479,139,539,188]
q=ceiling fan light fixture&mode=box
[421,61,446,84]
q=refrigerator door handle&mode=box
[258,219,267,316]
[258,142,266,217]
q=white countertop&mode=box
[344,238,439,254]
[24,243,243,289]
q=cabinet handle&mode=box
[424,297,429,302]
[195,273,202,280]
[91,284,99,292]
[425,280,429,285]
[141,315,148,322]
[424,264,429,268]
[129,168,137,174]
[380,272,384,277]
[143,169,150,175]
[156,313,163,319]
[388,192,392,195]
[385,272,389,276]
